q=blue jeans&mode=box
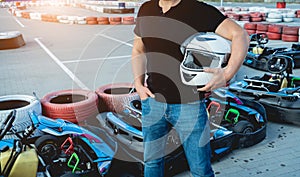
[142,97,214,177]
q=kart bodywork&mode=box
[95,88,267,167]
[230,55,300,125]
[244,33,300,71]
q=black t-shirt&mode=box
[134,0,226,103]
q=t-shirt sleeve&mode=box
[194,2,227,32]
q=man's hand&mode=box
[197,68,227,92]
[135,84,155,100]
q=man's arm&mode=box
[131,35,155,100]
[198,18,250,91]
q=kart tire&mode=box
[282,26,299,35]
[281,34,299,42]
[95,83,140,114]
[0,95,41,133]
[232,120,254,134]
[41,89,99,123]
[35,135,60,164]
[266,32,281,40]
[244,22,256,30]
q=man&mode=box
[131,0,249,176]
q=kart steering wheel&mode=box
[250,33,269,45]
[267,55,291,74]
[0,110,16,140]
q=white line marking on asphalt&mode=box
[34,38,89,90]
[62,55,131,64]
[98,34,133,47]
[13,17,25,28]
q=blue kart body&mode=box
[0,111,117,177]
[95,88,267,167]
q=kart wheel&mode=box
[232,120,254,134]
[35,135,60,163]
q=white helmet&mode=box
[180,33,231,86]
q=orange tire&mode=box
[281,34,299,42]
[244,22,257,30]
[256,23,269,31]
[282,26,299,35]
[87,20,98,25]
[266,32,281,40]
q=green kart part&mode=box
[67,152,81,173]
[225,108,240,124]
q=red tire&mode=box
[268,24,285,33]
[256,30,267,34]
[281,34,299,42]
[41,89,99,123]
[256,23,269,31]
[109,17,122,22]
[246,29,256,35]
[249,12,261,18]
[266,32,281,40]
[282,26,299,35]
[97,17,109,22]
[251,17,262,22]
[244,22,256,30]
[95,83,140,114]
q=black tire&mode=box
[35,135,60,163]
[232,120,254,134]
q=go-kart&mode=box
[0,109,119,177]
[230,55,300,125]
[244,33,300,71]
[95,88,266,169]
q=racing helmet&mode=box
[180,33,231,86]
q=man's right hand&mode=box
[135,85,155,100]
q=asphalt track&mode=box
[1,3,300,177]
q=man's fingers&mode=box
[203,68,215,73]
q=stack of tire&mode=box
[239,13,250,22]
[0,95,41,138]
[41,89,99,124]
[86,16,98,25]
[250,12,263,22]
[122,16,135,25]
[109,17,122,25]
[98,17,109,25]
[267,24,285,40]
[244,22,257,35]
[266,12,282,23]
[225,12,240,21]
[256,23,269,34]
[95,83,140,114]
[0,31,25,50]
[41,14,59,23]
[281,26,299,42]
